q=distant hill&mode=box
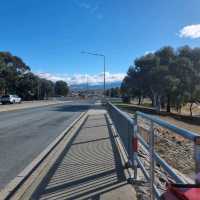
[70,81,121,91]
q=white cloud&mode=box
[91,5,99,14]
[179,24,200,39]
[78,2,91,9]
[35,72,125,85]
[73,0,103,20]
[144,50,155,55]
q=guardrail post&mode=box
[149,120,155,200]
[194,136,200,180]
[128,120,132,164]
[128,122,131,159]
[133,113,138,180]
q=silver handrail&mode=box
[107,102,200,199]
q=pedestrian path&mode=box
[31,109,137,200]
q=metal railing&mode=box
[107,102,134,160]
[107,102,200,199]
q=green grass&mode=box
[140,102,152,107]
[112,102,136,114]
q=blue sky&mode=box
[1,0,200,84]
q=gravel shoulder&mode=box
[156,115,200,134]
[114,102,200,134]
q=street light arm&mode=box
[81,51,105,57]
[81,50,106,99]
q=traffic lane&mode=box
[0,100,93,130]
[0,101,93,189]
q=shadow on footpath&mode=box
[51,104,92,112]
[31,112,127,200]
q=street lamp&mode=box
[81,51,106,98]
[86,74,89,96]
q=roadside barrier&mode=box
[107,102,200,199]
[107,102,135,166]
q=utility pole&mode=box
[103,55,106,98]
[81,51,106,99]
[86,74,89,97]
[37,79,40,100]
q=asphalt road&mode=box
[0,100,94,189]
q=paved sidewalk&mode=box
[31,109,137,200]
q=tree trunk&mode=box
[150,88,157,108]
[141,97,144,104]
[153,94,157,108]
[189,102,193,117]
[151,97,154,107]
[161,98,165,109]
[166,94,171,113]
[138,96,141,105]
[178,106,182,114]
[156,95,161,112]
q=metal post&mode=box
[194,136,200,180]
[150,120,155,200]
[103,55,106,99]
[128,120,131,162]
[86,74,89,97]
[80,51,106,101]
[133,114,138,180]
[129,122,133,161]
[37,79,40,100]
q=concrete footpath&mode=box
[31,108,137,200]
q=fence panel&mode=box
[107,102,200,199]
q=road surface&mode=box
[0,100,94,189]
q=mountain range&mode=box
[70,81,121,91]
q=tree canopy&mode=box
[105,87,120,98]
[55,81,69,96]
[0,52,69,100]
[121,46,200,115]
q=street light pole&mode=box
[103,55,105,98]
[81,51,106,98]
[86,74,89,96]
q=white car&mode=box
[1,95,22,104]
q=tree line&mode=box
[0,52,69,100]
[105,87,121,98]
[121,46,200,116]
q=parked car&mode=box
[1,95,22,104]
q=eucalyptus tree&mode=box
[121,45,200,114]
[55,81,69,96]
[0,51,61,100]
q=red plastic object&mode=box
[162,184,200,200]
[132,137,138,152]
